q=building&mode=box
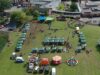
[12,0,31,7]
[79,1,100,17]
[29,0,61,10]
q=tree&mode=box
[70,2,78,12]
[32,10,39,20]
[11,11,32,25]
[71,0,77,2]
[58,4,65,10]
[0,0,11,12]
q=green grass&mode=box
[0,32,8,52]
[0,20,100,75]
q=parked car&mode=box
[39,66,44,74]
[27,63,34,73]
[33,66,39,73]
[51,67,56,75]
[44,66,49,74]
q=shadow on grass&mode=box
[96,45,100,53]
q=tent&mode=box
[17,40,24,44]
[45,47,51,53]
[40,58,49,65]
[45,17,54,21]
[38,15,46,22]
[38,48,45,54]
[15,56,24,63]
[57,47,63,52]
[51,47,57,53]
[31,48,38,53]
[52,55,62,65]
[67,57,78,66]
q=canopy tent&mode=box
[38,48,45,54]
[76,27,80,31]
[17,40,24,44]
[67,57,78,66]
[20,37,26,41]
[31,48,38,53]
[57,47,63,52]
[51,47,57,53]
[45,17,54,21]
[80,39,86,44]
[15,56,24,63]
[75,46,82,53]
[79,32,83,35]
[40,58,49,65]
[45,47,51,53]
[43,37,65,45]
[52,55,62,65]
[38,15,46,22]
[21,33,26,38]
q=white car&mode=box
[51,67,56,75]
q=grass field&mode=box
[0,20,100,75]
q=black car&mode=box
[44,66,49,74]
[39,66,44,74]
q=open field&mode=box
[0,20,100,75]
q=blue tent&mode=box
[38,15,46,22]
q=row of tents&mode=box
[43,37,65,45]
[75,32,87,53]
[15,23,30,52]
[31,46,63,54]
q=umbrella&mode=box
[52,55,62,61]
[40,58,49,65]
[52,55,62,64]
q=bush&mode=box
[70,2,78,12]
[10,11,32,26]
[57,4,65,10]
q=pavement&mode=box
[0,27,8,31]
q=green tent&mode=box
[80,39,86,44]
[20,37,26,41]
[51,47,57,52]
[57,47,63,52]
[45,47,51,53]
[17,40,23,44]
[79,37,85,40]
[46,17,54,21]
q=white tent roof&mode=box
[16,56,24,61]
